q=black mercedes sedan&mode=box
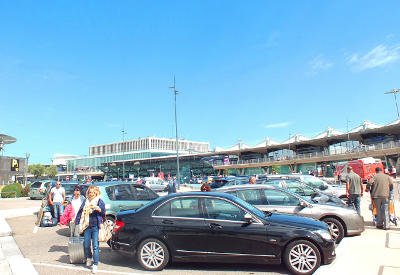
[109,192,336,275]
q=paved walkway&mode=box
[0,198,39,275]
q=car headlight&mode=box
[315,229,333,240]
[105,204,111,210]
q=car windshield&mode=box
[301,176,326,187]
[229,195,267,219]
[63,184,77,195]
[283,188,313,204]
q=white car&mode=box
[143,177,169,192]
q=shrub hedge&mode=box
[1,183,23,198]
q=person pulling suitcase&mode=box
[75,185,106,274]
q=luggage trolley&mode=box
[370,190,397,227]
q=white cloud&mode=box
[264,121,292,129]
[308,55,333,75]
[347,44,400,71]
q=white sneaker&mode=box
[86,258,93,267]
[91,265,97,274]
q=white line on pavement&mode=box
[32,262,146,275]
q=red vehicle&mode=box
[335,157,384,183]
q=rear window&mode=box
[31,181,42,188]
[105,184,158,201]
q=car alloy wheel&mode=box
[137,238,169,271]
[284,240,321,275]
[322,217,344,244]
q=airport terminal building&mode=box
[57,119,400,181]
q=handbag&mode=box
[98,220,112,242]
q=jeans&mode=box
[84,225,99,265]
[52,202,64,222]
[374,198,390,229]
[347,194,361,215]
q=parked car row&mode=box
[35,174,364,274]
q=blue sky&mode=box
[1,1,400,164]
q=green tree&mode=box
[45,165,58,178]
[28,164,45,178]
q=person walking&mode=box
[48,181,66,223]
[167,179,177,194]
[75,185,105,274]
[346,166,363,215]
[248,176,257,184]
[200,178,212,192]
[368,167,393,229]
[69,186,85,237]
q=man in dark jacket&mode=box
[368,167,394,229]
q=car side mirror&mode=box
[319,184,329,191]
[299,200,309,208]
[244,213,253,223]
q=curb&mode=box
[0,214,38,275]
[0,217,11,237]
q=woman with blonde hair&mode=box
[75,185,105,274]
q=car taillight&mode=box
[113,220,125,233]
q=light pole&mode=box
[346,119,351,152]
[24,153,30,185]
[384,89,400,119]
[121,128,127,180]
[169,76,180,188]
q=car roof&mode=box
[80,181,145,187]
[162,191,237,200]
[217,184,276,191]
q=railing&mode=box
[214,140,400,167]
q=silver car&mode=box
[218,184,364,243]
[262,174,348,201]
[29,180,55,200]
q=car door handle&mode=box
[162,219,174,225]
[209,223,223,230]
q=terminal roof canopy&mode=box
[255,137,280,147]
[349,120,382,133]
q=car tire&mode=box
[284,239,321,275]
[322,217,344,244]
[137,238,169,271]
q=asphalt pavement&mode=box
[1,183,400,275]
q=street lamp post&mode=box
[121,128,126,180]
[346,119,351,152]
[169,77,180,188]
[384,89,400,119]
[24,153,30,186]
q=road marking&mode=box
[32,262,146,274]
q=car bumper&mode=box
[345,215,365,236]
[321,241,336,265]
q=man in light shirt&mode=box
[70,186,85,236]
[48,181,66,223]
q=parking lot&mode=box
[2,189,400,275]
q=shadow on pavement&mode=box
[56,227,70,237]
[48,244,68,254]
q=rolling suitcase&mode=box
[68,237,85,264]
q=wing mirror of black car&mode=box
[244,213,254,223]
